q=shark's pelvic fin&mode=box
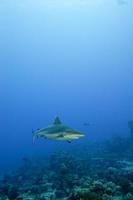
[53,116,62,125]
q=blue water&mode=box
[0,0,133,172]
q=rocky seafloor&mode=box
[1,132,133,200]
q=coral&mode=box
[112,196,123,200]
[2,137,133,200]
[39,191,56,200]
[102,194,112,200]
[90,180,104,194]
[124,192,133,200]
[0,196,9,200]
[0,184,18,200]
[70,187,102,200]
[117,177,131,194]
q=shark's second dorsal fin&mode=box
[53,116,61,125]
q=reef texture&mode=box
[1,134,133,200]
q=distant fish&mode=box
[128,120,133,129]
[128,120,133,136]
[83,122,91,126]
[117,0,127,5]
[32,116,85,143]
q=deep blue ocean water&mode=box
[0,0,133,173]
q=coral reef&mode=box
[1,122,133,200]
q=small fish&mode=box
[117,0,127,5]
[32,117,85,143]
[83,122,90,126]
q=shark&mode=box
[32,116,84,143]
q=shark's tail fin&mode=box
[32,129,36,144]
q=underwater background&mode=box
[0,0,133,199]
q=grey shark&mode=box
[33,117,84,143]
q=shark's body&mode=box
[33,117,84,143]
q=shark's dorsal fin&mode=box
[53,116,61,125]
